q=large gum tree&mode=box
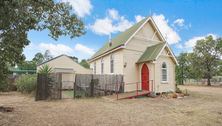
[187,35,222,86]
[0,0,86,89]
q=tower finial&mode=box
[165,34,168,41]
[149,9,152,16]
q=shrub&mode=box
[14,73,37,94]
[0,80,9,92]
[38,64,53,73]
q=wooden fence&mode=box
[35,73,123,100]
[35,73,62,101]
[74,74,123,98]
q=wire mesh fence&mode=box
[74,74,123,98]
[184,78,222,85]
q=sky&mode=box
[24,0,222,61]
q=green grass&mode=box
[64,91,86,98]
[64,91,74,97]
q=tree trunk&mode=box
[182,64,184,85]
[207,76,211,86]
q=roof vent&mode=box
[109,33,112,46]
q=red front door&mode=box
[141,64,149,90]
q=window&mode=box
[101,58,104,74]
[110,54,114,73]
[94,61,96,75]
[161,62,167,82]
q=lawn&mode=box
[1,84,222,126]
[63,90,86,98]
[64,91,74,97]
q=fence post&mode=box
[123,82,125,93]
[105,84,107,96]
[137,82,138,95]
[117,85,118,100]
[73,82,75,98]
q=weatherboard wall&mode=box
[154,48,176,93]
[122,21,163,91]
[90,49,124,75]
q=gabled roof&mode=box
[89,16,150,61]
[136,42,166,63]
[37,54,92,69]
[37,54,64,66]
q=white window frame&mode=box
[110,53,114,74]
[93,61,96,75]
[161,61,168,83]
[101,58,104,74]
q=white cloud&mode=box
[27,42,37,50]
[175,44,183,49]
[135,15,145,23]
[107,9,119,20]
[59,0,93,17]
[152,13,181,45]
[173,19,185,27]
[185,33,217,48]
[74,43,95,55]
[39,43,73,56]
[171,18,191,29]
[88,9,134,35]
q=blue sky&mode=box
[24,0,222,61]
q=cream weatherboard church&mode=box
[88,16,178,93]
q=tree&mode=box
[17,61,37,70]
[0,0,86,88]
[216,37,222,54]
[69,56,78,63]
[0,60,9,91]
[80,59,90,68]
[43,50,53,61]
[175,52,190,85]
[32,53,44,64]
[187,35,222,86]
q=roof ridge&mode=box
[136,42,166,63]
[90,16,150,60]
[147,42,166,48]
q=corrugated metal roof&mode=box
[10,70,37,73]
[37,54,64,66]
[136,42,166,63]
[54,68,75,73]
[89,16,150,60]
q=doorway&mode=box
[141,64,149,90]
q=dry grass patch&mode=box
[0,85,222,126]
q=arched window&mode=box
[94,61,96,75]
[101,58,103,74]
[110,54,114,73]
[161,62,167,82]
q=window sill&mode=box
[161,81,168,84]
[110,73,114,74]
